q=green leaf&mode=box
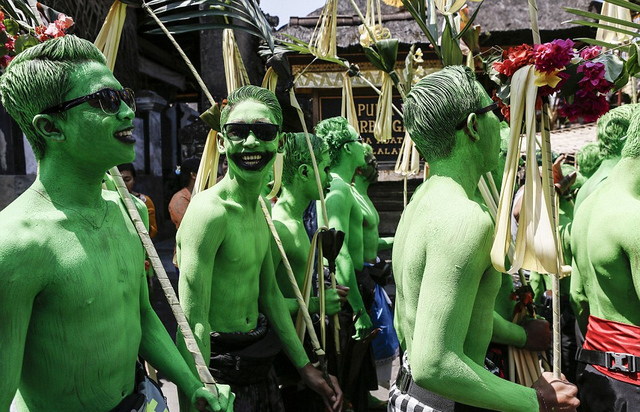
[564,7,640,31]
[13,33,38,54]
[0,29,8,45]
[441,18,463,66]
[592,53,624,83]
[363,46,385,72]
[376,38,399,72]
[4,19,19,36]
[603,0,640,13]
[574,37,623,50]
[560,64,581,98]
[567,19,639,38]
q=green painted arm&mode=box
[378,237,394,251]
[491,311,527,347]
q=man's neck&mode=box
[36,157,107,208]
[276,186,312,220]
[331,161,357,184]
[220,172,265,207]
[428,153,483,198]
[352,176,370,196]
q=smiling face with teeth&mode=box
[219,99,282,178]
[43,61,137,170]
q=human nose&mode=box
[117,100,135,121]
[243,131,260,148]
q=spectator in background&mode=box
[118,163,158,238]
[169,157,200,230]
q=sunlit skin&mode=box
[272,143,347,316]
[320,122,373,340]
[176,95,342,412]
[351,148,393,263]
[0,59,231,411]
[393,69,579,411]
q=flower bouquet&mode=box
[489,39,624,124]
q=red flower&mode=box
[493,44,535,77]
[534,39,575,73]
[54,13,74,31]
[0,11,5,22]
[558,92,609,123]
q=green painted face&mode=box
[52,61,136,168]
[474,83,501,173]
[220,100,280,180]
[345,124,366,168]
[307,148,332,199]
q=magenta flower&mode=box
[559,92,609,123]
[534,39,575,73]
[577,61,612,94]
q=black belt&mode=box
[576,347,639,373]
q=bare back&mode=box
[571,172,640,325]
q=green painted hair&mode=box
[315,116,354,166]
[403,65,481,162]
[281,132,328,186]
[622,105,640,158]
[576,142,602,178]
[220,85,283,128]
[597,104,635,158]
[0,35,107,160]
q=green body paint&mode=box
[176,86,341,411]
[0,36,229,412]
[393,66,577,411]
[571,104,640,332]
[316,116,373,340]
[272,133,342,316]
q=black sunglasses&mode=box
[40,88,136,115]
[223,123,280,142]
[456,101,500,130]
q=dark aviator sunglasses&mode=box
[223,123,280,142]
[40,88,136,115]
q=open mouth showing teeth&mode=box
[231,152,274,171]
[114,129,135,144]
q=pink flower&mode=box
[4,36,15,51]
[44,22,61,38]
[580,45,601,61]
[0,54,14,68]
[534,39,575,73]
[55,14,74,30]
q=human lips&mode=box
[114,128,135,144]
[231,151,274,171]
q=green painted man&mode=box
[574,104,635,211]
[570,104,640,410]
[272,132,347,317]
[390,65,579,412]
[176,85,342,412]
[272,131,348,410]
[0,35,232,412]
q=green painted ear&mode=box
[463,112,480,142]
[277,132,286,153]
[32,114,64,142]
[216,133,227,155]
[298,164,309,179]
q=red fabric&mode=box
[583,315,640,385]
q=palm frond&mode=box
[139,0,275,52]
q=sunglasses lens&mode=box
[122,88,136,112]
[253,124,279,141]
[226,124,250,140]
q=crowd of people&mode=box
[0,34,638,412]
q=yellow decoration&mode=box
[94,0,127,71]
[341,72,360,134]
[534,69,563,89]
[310,0,339,58]
[382,0,404,7]
[597,1,633,46]
[222,29,250,95]
[373,72,393,142]
[491,65,559,275]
